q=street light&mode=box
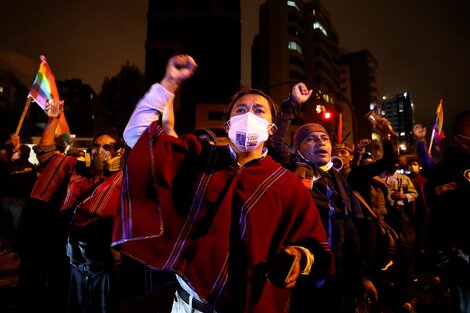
[312,89,358,145]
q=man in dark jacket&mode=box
[270,82,378,313]
[427,110,470,313]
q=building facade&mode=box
[57,79,97,138]
[340,49,380,143]
[145,0,241,134]
[253,0,355,145]
[380,92,415,153]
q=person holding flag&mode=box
[16,55,119,313]
[411,99,445,174]
[426,110,470,312]
[428,100,445,155]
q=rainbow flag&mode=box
[28,56,70,137]
[431,99,445,152]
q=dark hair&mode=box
[223,88,279,123]
[92,127,123,151]
[360,152,374,163]
[452,110,470,136]
[193,128,217,145]
[406,157,421,167]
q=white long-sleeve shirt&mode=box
[123,83,175,148]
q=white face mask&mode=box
[227,112,273,152]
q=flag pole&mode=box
[428,127,435,155]
[15,97,33,135]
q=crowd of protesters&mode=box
[1,54,469,313]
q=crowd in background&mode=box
[0,54,469,313]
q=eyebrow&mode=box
[234,102,268,108]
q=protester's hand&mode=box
[267,246,302,289]
[45,99,64,119]
[290,82,313,105]
[374,116,396,138]
[413,124,426,141]
[391,191,407,201]
[356,138,371,152]
[362,279,379,302]
[282,246,302,288]
[5,134,21,152]
[161,54,198,93]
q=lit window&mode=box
[288,41,303,54]
[313,21,328,36]
[287,0,301,12]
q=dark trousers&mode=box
[391,205,416,276]
[67,263,118,313]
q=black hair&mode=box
[360,152,374,163]
[406,157,421,167]
[452,110,470,136]
[92,127,123,151]
[193,128,217,145]
[223,88,279,123]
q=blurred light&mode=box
[313,22,328,36]
[399,143,407,151]
[288,41,303,54]
[315,104,324,114]
[323,111,332,120]
[287,1,301,12]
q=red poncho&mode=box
[113,122,333,313]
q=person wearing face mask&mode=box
[426,110,470,313]
[21,100,125,313]
[270,83,378,313]
[406,158,430,260]
[113,54,334,313]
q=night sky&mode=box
[2,0,469,144]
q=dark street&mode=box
[0,250,461,313]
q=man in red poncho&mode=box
[113,54,334,313]
[25,101,124,313]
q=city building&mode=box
[253,0,353,145]
[57,78,97,138]
[340,49,380,144]
[145,0,241,135]
[380,92,415,153]
[0,70,31,142]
